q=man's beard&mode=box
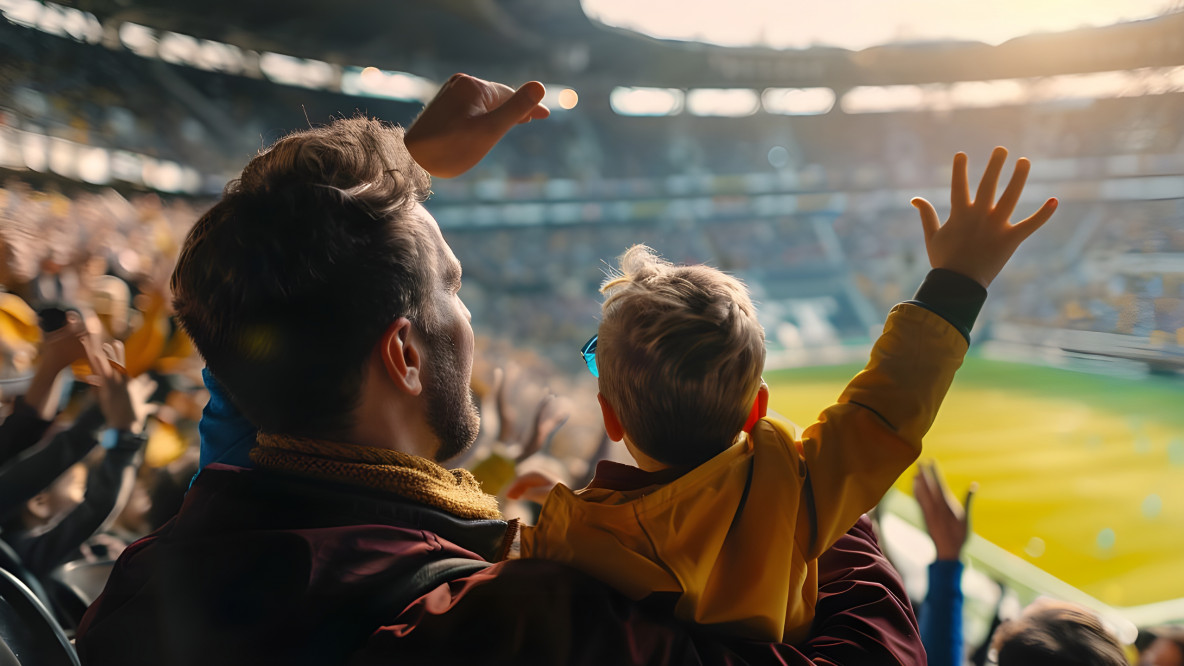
[422,332,480,463]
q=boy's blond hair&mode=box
[598,245,766,467]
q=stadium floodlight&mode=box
[77,146,110,185]
[340,67,437,103]
[0,0,102,44]
[948,79,1027,109]
[582,0,1170,50]
[840,85,931,114]
[761,88,836,115]
[118,22,159,58]
[609,87,684,116]
[686,88,760,117]
[260,52,338,90]
[158,31,200,67]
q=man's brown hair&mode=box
[171,116,435,436]
[597,245,766,467]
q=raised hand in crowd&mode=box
[84,337,155,434]
[465,367,570,496]
[24,309,88,421]
[914,460,976,562]
[404,73,549,178]
[914,460,978,666]
[912,147,1059,286]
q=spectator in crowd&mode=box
[76,74,938,665]
[912,460,1137,666]
[914,460,977,666]
[1142,626,1184,666]
[990,598,1127,666]
[1,334,153,579]
[0,309,85,464]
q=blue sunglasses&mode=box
[580,335,598,377]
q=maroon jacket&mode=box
[76,464,925,665]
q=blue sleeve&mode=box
[195,367,257,482]
[920,559,965,666]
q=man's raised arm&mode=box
[405,73,549,178]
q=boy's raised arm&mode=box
[912,147,1058,289]
[794,148,1057,559]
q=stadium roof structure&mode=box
[43,0,1184,89]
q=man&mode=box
[76,74,1007,665]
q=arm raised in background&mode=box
[0,311,89,466]
[795,147,1058,559]
[915,461,976,666]
[404,73,549,179]
[8,342,155,576]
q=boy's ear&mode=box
[742,382,769,433]
[597,393,625,442]
[379,318,423,396]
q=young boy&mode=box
[518,148,1058,642]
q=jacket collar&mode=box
[190,464,514,562]
[584,460,690,492]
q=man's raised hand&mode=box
[405,74,549,178]
[911,147,1058,288]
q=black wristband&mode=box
[905,269,988,342]
[111,430,149,453]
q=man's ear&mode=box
[26,493,52,521]
[379,318,423,396]
[597,393,625,442]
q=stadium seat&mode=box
[52,559,115,610]
[0,567,80,666]
[0,540,53,612]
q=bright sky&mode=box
[580,0,1175,50]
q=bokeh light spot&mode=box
[1142,494,1163,519]
[767,146,790,169]
[558,88,579,110]
[1096,527,1116,551]
[1024,536,1046,558]
[1169,439,1184,466]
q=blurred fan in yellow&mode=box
[0,291,41,376]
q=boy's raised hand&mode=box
[912,147,1058,287]
[405,74,549,178]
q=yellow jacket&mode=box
[520,303,968,642]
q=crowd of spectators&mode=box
[0,12,1183,664]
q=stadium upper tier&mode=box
[3,15,1184,196]
[25,0,1184,88]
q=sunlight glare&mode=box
[581,0,1174,50]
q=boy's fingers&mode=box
[911,198,941,240]
[994,157,1031,221]
[1012,198,1059,242]
[973,146,1009,210]
[951,152,971,210]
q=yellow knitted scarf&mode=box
[251,433,503,521]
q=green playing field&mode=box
[764,356,1184,609]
